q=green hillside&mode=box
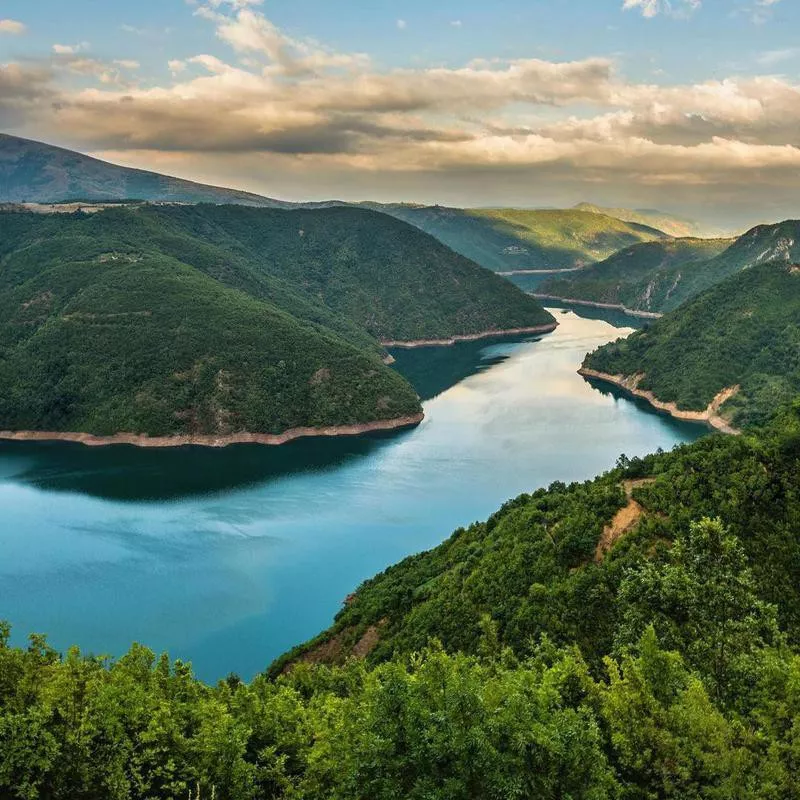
[143,204,555,342]
[4,405,800,797]
[582,259,800,428]
[573,202,715,238]
[538,237,732,312]
[542,220,800,314]
[368,204,669,272]
[0,204,552,438]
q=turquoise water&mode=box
[0,310,703,681]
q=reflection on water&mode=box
[0,310,703,681]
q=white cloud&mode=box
[0,19,26,35]
[169,59,188,74]
[396,19,407,30]
[450,20,463,27]
[622,0,701,18]
[53,42,89,55]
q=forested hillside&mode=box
[3,406,800,797]
[367,204,668,272]
[0,204,552,439]
[538,238,731,312]
[582,259,800,428]
[540,220,800,315]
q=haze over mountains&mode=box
[0,135,685,272]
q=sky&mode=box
[1,0,799,228]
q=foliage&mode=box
[4,409,800,796]
[371,204,668,271]
[539,238,731,312]
[583,259,800,426]
[0,203,553,436]
[542,219,800,314]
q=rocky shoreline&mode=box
[0,413,425,449]
[533,294,663,320]
[578,368,740,435]
[381,322,558,348]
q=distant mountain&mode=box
[362,204,669,272]
[537,238,733,313]
[573,203,714,239]
[0,133,288,206]
[540,220,800,315]
[582,257,800,429]
[0,204,553,440]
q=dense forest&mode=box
[538,238,731,311]
[365,204,668,272]
[540,220,800,315]
[3,402,800,798]
[0,205,552,438]
[583,259,800,428]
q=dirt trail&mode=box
[594,479,656,562]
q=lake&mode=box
[0,309,704,682]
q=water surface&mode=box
[0,310,702,680]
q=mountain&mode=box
[537,237,733,313]
[573,202,716,238]
[0,204,553,440]
[540,220,800,315]
[0,133,289,206]
[581,258,800,429]
[368,204,669,272]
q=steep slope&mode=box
[274,409,800,676]
[581,259,800,429]
[0,133,288,206]
[0,213,422,441]
[537,238,732,313]
[541,220,800,315]
[137,204,557,342]
[573,202,714,238]
[364,204,669,272]
[0,203,555,440]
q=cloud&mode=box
[53,43,89,55]
[4,0,800,227]
[622,0,701,18]
[396,19,407,30]
[450,20,463,27]
[0,19,26,35]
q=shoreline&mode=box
[578,368,740,435]
[497,268,584,276]
[533,294,663,320]
[0,413,425,449]
[381,322,558,348]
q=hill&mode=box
[362,204,670,272]
[537,237,732,313]
[540,220,800,314]
[573,202,715,238]
[0,133,288,206]
[0,205,553,441]
[581,259,800,429]
[143,204,556,343]
[5,404,800,796]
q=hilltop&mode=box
[0,133,288,206]
[573,202,716,239]
[370,204,669,272]
[581,258,800,429]
[0,204,553,441]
